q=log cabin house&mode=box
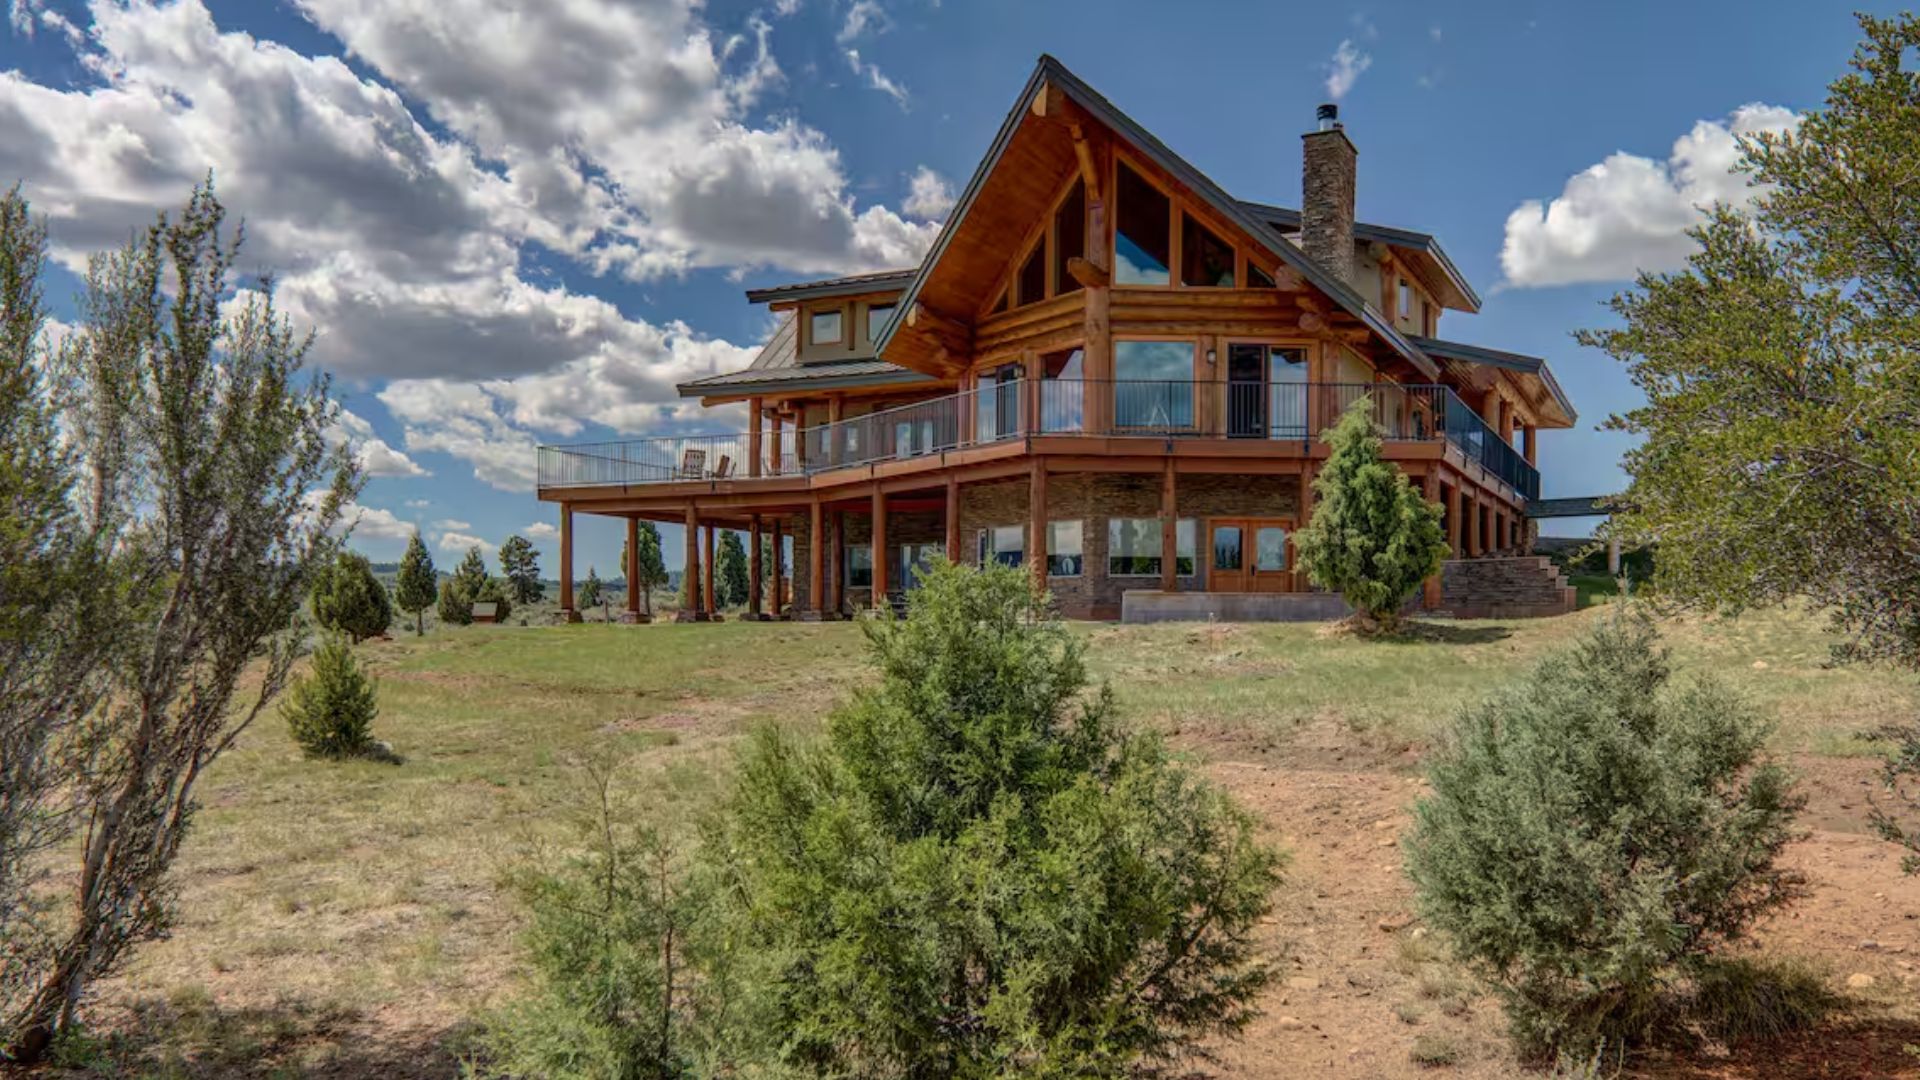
[535,56,1578,623]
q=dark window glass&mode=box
[1247,263,1276,289]
[1054,180,1085,296]
[847,545,872,588]
[1213,526,1243,571]
[990,288,1009,315]
[1114,163,1170,285]
[1180,213,1235,287]
[1017,242,1047,306]
[1113,340,1194,429]
[866,302,896,341]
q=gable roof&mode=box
[1411,334,1576,427]
[873,54,1438,381]
[677,312,934,399]
[1238,201,1481,313]
[743,269,915,305]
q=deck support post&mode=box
[558,503,582,623]
[770,518,785,619]
[1421,472,1443,610]
[622,516,649,623]
[1160,461,1178,593]
[704,524,723,621]
[801,499,829,621]
[748,397,764,477]
[945,475,961,563]
[1029,458,1048,595]
[1466,493,1483,558]
[1446,482,1463,558]
[748,514,765,620]
[677,505,704,622]
[830,510,846,615]
[871,489,889,614]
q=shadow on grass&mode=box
[1392,620,1514,646]
[46,990,469,1079]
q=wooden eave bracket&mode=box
[1066,256,1109,290]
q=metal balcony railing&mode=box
[535,379,1539,500]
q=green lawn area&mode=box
[73,605,1920,1076]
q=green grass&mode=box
[74,605,1917,1073]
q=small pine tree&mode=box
[437,545,489,626]
[312,550,393,643]
[475,576,513,623]
[1405,608,1803,1060]
[716,530,748,609]
[1292,397,1449,632]
[282,635,380,758]
[579,566,603,610]
[500,534,545,606]
[437,579,470,627]
[395,531,437,636]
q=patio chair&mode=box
[677,447,707,480]
[713,454,733,479]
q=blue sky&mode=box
[0,0,1882,572]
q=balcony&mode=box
[536,379,1539,500]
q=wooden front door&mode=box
[1207,517,1296,593]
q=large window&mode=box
[1048,520,1083,577]
[979,524,1024,568]
[1040,347,1085,433]
[1108,518,1197,577]
[1017,242,1047,307]
[1180,212,1235,287]
[1054,180,1086,296]
[899,543,941,587]
[1113,340,1194,429]
[1114,162,1171,285]
[1225,344,1310,438]
[810,307,843,345]
[847,544,872,588]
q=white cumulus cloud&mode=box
[1325,39,1371,100]
[1500,103,1800,287]
[903,166,954,220]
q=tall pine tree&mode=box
[395,531,437,636]
[499,534,544,605]
[716,530,749,609]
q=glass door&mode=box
[1208,517,1295,592]
[1207,521,1247,592]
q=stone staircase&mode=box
[1437,556,1577,619]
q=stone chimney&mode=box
[1300,102,1357,287]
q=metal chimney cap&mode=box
[1316,102,1340,130]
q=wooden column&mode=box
[945,475,961,563]
[623,516,646,623]
[558,503,581,622]
[748,397,764,477]
[769,413,785,475]
[1523,424,1537,465]
[794,407,809,468]
[1446,482,1463,558]
[830,510,846,615]
[678,505,702,622]
[703,524,721,620]
[1084,287,1111,433]
[807,499,827,619]
[1466,494,1482,558]
[1029,459,1048,594]
[1421,473,1443,610]
[770,518,785,618]
[1160,461,1178,592]
[1023,348,1042,436]
[871,490,889,612]
[748,514,764,620]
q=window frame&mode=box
[1047,519,1084,578]
[865,301,897,343]
[1107,517,1199,577]
[809,305,846,347]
